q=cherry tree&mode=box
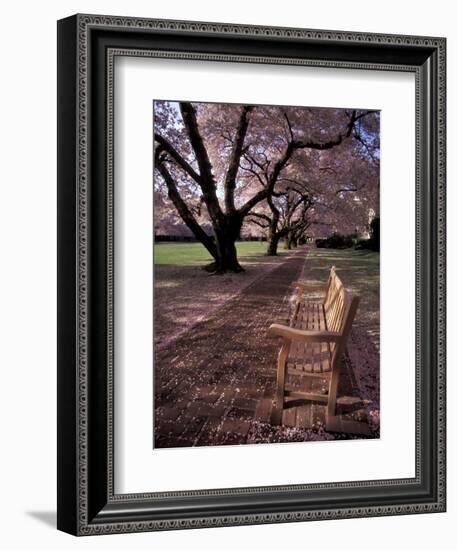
[246,187,314,255]
[308,115,380,237]
[154,101,378,272]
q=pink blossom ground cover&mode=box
[154,250,298,351]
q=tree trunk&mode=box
[265,198,281,257]
[208,220,244,273]
[266,233,281,256]
[216,236,243,272]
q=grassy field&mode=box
[154,241,379,288]
[302,247,380,349]
[154,242,379,347]
[303,247,379,296]
[154,241,272,265]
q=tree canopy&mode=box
[154,100,380,271]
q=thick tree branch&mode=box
[155,150,218,259]
[283,112,294,140]
[179,102,214,183]
[238,141,295,217]
[224,105,253,213]
[288,194,308,218]
[246,212,271,229]
[293,133,344,151]
[267,194,280,218]
[154,133,201,183]
[179,102,223,221]
[239,110,364,217]
[353,110,379,123]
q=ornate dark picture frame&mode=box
[57,14,446,535]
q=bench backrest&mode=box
[323,266,359,337]
[323,268,361,414]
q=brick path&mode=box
[154,247,362,448]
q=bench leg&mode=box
[326,360,341,418]
[271,339,290,425]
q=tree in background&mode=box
[247,188,313,255]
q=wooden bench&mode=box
[268,266,369,434]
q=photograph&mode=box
[153,99,381,448]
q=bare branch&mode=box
[244,152,268,173]
[353,133,379,163]
[247,218,270,229]
[239,163,267,188]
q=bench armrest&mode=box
[291,281,327,292]
[268,323,341,343]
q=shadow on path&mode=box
[154,247,375,448]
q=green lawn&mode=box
[154,241,379,348]
[303,247,380,348]
[302,247,379,293]
[154,241,271,266]
[153,242,380,288]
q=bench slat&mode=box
[319,303,330,373]
[288,300,332,375]
[303,302,314,370]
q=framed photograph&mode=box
[57,14,446,535]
